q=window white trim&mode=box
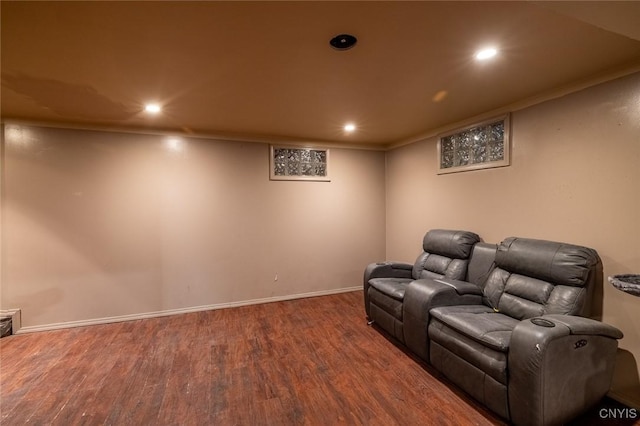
[270,145,330,181]
[437,114,510,174]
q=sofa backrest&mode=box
[467,242,498,286]
[482,237,602,319]
[412,229,480,281]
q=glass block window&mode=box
[437,114,510,174]
[270,146,330,181]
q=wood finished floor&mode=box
[0,291,636,425]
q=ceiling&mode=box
[2,1,640,149]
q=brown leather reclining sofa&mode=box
[364,229,623,425]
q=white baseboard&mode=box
[15,286,362,334]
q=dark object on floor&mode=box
[0,317,12,338]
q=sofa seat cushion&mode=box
[368,278,412,301]
[430,305,519,352]
[429,305,519,386]
[368,287,404,320]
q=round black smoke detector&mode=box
[330,34,357,50]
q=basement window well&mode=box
[270,146,330,181]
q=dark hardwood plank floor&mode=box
[0,291,636,425]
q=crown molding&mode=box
[386,62,640,151]
[0,119,386,152]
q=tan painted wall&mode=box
[385,72,640,407]
[1,125,386,328]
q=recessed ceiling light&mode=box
[344,123,356,133]
[475,48,498,61]
[330,34,357,51]
[144,103,162,114]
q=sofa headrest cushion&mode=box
[423,229,480,259]
[495,237,600,287]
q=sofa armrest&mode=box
[508,315,623,426]
[363,262,413,318]
[364,261,413,282]
[538,314,623,339]
[403,278,483,362]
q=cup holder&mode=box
[531,318,555,328]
